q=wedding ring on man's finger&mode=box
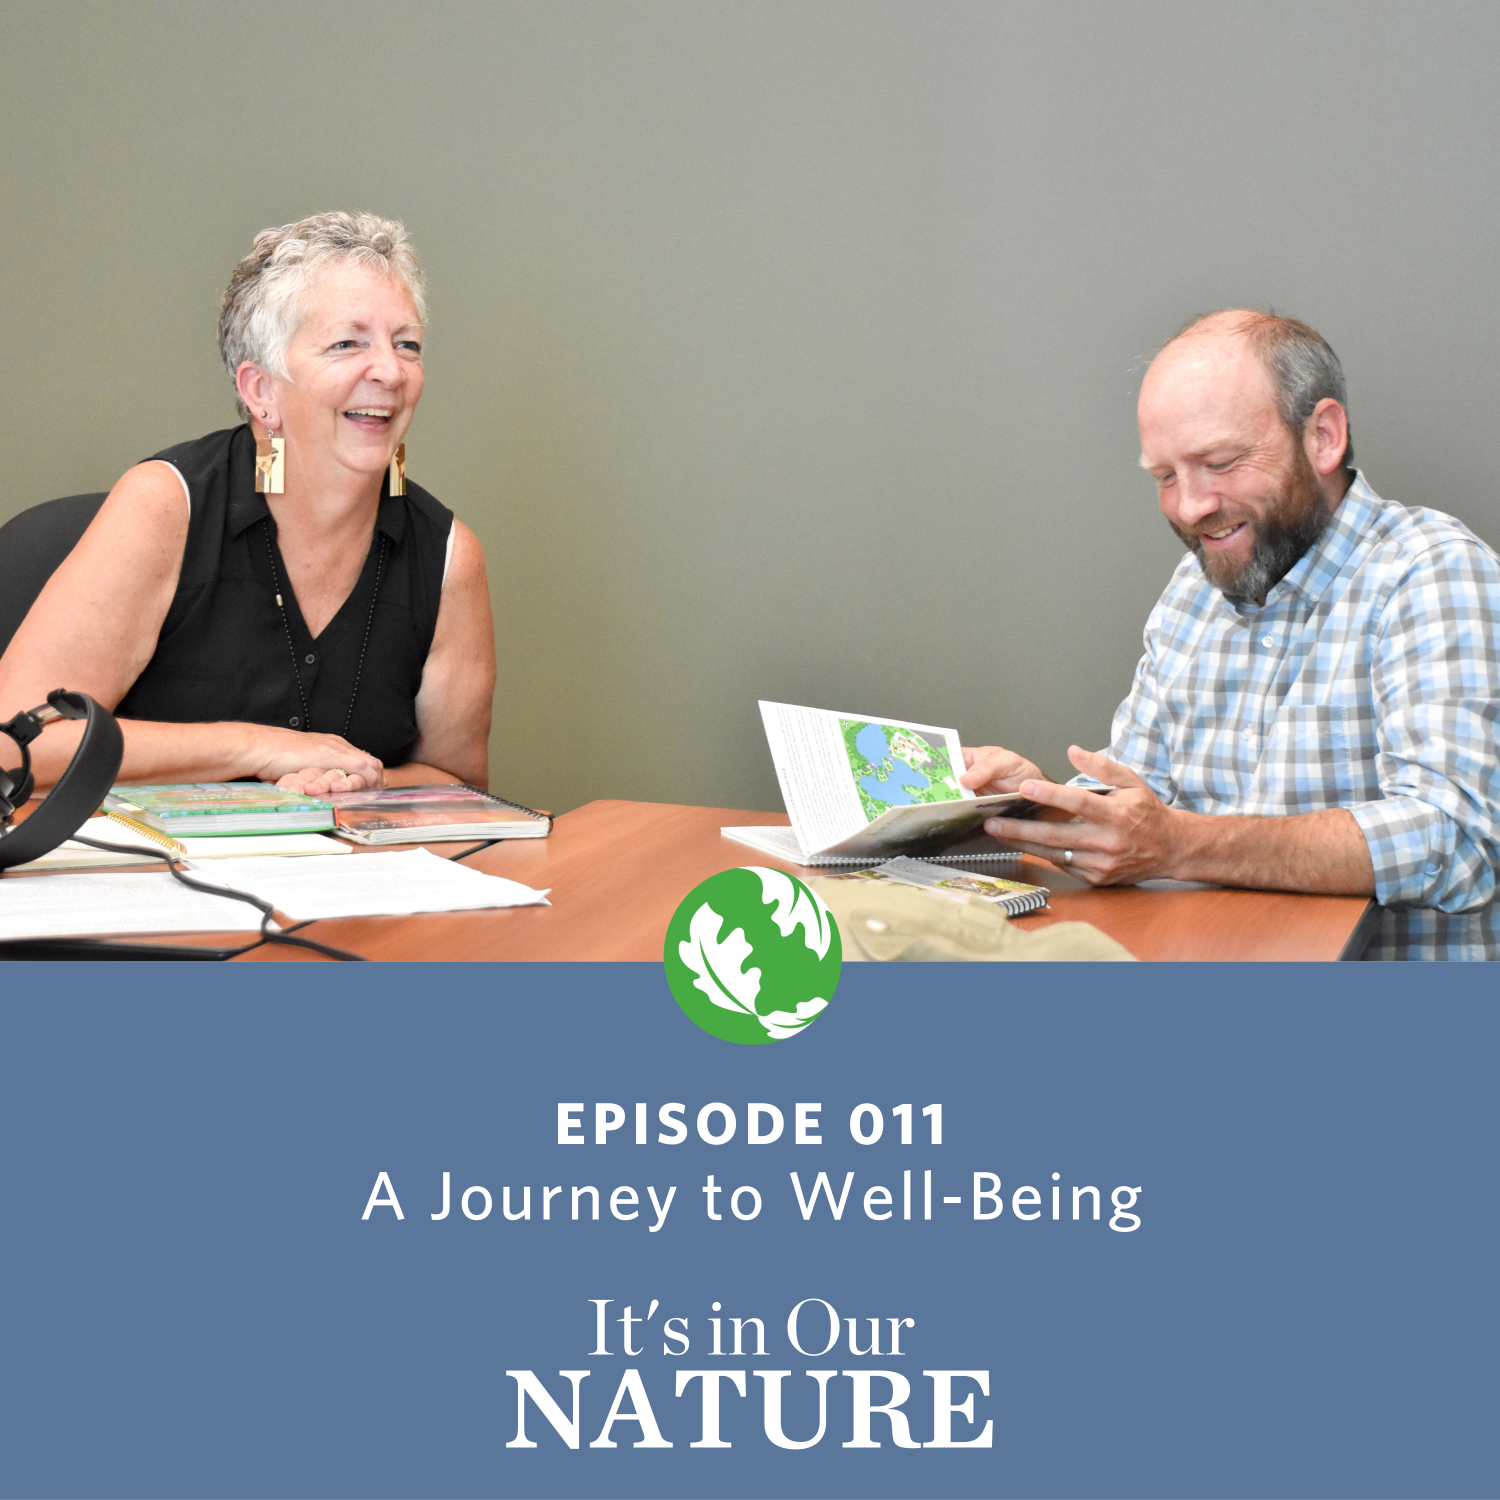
[1062,849,1075,866]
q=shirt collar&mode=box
[1232,469,1377,612]
[226,423,408,546]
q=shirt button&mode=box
[289,716,300,727]
[304,653,316,664]
[1261,635,1274,648]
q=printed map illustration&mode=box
[839,719,963,823]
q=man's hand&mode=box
[979,744,1376,895]
[959,744,1046,796]
[981,746,1175,883]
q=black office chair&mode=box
[0,493,108,656]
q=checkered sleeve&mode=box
[1101,643,1178,799]
[1067,601,1183,800]
[1346,538,1500,911]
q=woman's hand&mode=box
[245,725,384,790]
[274,766,379,796]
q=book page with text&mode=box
[759,702,973,856]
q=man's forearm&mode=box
[1169,806,1376,895]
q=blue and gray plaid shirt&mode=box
[1084,473,1500,960]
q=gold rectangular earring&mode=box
[255,435,285,495]
[389,443,406,497]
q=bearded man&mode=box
[962,310,1500,960]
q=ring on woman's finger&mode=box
[1062,849,1074,867]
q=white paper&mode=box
[760,701,873,853]
[721,824,818,862]
[183,847,550,918]
[0,872,264,939]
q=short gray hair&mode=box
[218,211,427,420]
[1168,309,1354,470]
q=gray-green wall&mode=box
[5,1,1498,813]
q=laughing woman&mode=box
[0,212,495,793]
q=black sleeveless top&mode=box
[116,426,453,767]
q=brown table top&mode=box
[234,799,1375,962]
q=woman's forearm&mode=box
[17,717,384,790]
[383,762,468,788]
[20,717,256,789]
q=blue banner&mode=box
[0,963,1493,1498]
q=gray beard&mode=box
[1177,494,1330,604]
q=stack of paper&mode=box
[0,872,265,939]
[183,848,550,918]
[0,848,549,941]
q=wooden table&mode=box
[234,800,1375,962]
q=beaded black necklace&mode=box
[262,518,387,739]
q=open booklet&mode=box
[721,701,1029,865]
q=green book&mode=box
[103,782,334,836]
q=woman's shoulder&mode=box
[402,478,454,531]
[148,424,249,473]
[398,480,456,563]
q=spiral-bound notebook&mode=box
[325,785,552,844]
[721,822,1023,867]
[721,701,1029,865]
[818,856,1050,915]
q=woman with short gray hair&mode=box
[0,211,495,793]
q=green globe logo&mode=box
[664,867,841,1044]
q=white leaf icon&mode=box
[760,998,829,1040]
[751,867,834,959]
[678,902,762,1016]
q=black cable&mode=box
[445,839,500,862]
[0,936,249,961]
[71,836,365,962]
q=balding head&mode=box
[1149,310,1353,470]
[1139,321,1286,471]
